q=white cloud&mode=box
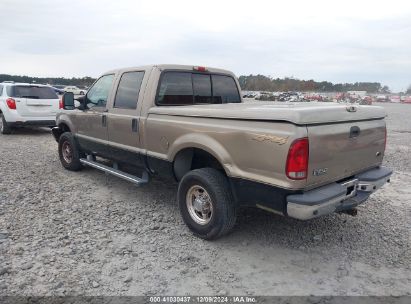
[0,0,410,91]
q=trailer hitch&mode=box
[339,208,358,217]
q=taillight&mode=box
[6,98,16,110]
[286,138,309,180]
[59,99,63,109]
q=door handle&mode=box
[132,118,138,132]
[102,115,107,127]
[350,126,360,138]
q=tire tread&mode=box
[178,168,236,240]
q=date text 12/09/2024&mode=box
[149,296,257,303]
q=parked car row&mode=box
[52,85,88,95]
[243,90,411,105]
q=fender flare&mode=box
[168,133,235,176]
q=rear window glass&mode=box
[212,75,241,103]
[157,72,193,105]
[193,74,212,104]
[114,71,145,109]
[9,86,58,99]
[157,71,240,106]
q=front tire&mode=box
[58,132,83,171]
[0,113,12,134]
[178,168,236,240]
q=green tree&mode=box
[380,85,391,94]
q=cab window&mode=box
[211,75,241,103]
[156,71,240,106]
[157,72,193,105]
[114,71,145,109]
[193,74,212,104]
[86,74,114,108]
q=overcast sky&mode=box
[1,0,410,92]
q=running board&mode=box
[80,158,149,185]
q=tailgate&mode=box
[306,118,386,188]
[11,85,59,117]
[19,98,59,117]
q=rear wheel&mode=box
[0,113,12,135]
[58,132,83,171]
[178,168,236,240]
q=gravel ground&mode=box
[0,103,410,296]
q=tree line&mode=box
[0,74,96,87]
[1,73,407,94]
[238,75,392,93]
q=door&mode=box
[76,74,115,157]
[106,71,145,166]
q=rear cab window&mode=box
[156,71,241,106]
[7,86,58,99]
[114,71,145,109]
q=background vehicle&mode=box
[53,64,392,240]
[360,96,373,105]
[50,86,65,95]
[64,86,87,95]
[0,82,59,134]
[376,95,388,102]
[402,96,411,104]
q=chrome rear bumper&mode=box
[286,166,392,220]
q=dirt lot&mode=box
[0,103,410,296]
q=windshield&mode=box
[10,86,58,99]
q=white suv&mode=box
[0,82,60,134]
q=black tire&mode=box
[58,132,83,171]
[178,168,236,240]
[0,113,12,135]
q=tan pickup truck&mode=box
[52,64,392,239]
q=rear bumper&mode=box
[2,108,56,125]
[286,166,392,220]
[9,120,56,127]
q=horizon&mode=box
[1,72,401,93]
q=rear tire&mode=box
[0,113,12,135]
[58,132,83,171]
[178,168,236,240]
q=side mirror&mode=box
[62,92,75,110]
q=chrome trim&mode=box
[357,176,391,192]
[80,158,149,185]
[287,170,392,220]
[341,178,358,199]
[287,194,346,220]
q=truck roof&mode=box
[104,64,236,76]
